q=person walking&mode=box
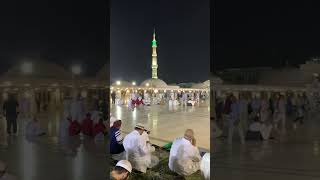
[3,94,19,135]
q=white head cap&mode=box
[141,124,150,132]
[116,160,132,173]
[110,116,118,127]
[135,123,145,130]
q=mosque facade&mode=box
[0,59,107,111]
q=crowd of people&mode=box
[109,115,210,180]
[214,92,310,144]
[1,93,108,141]
[111,90,209,109]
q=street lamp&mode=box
[116,81,121,85]
[146,83,149,87]
[132,81,136,86]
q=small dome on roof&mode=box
[211,75,223,84]
[2,59,72,79]
[140,78,167,88]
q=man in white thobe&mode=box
[169,129,201,176]
[228,96,245,144]
[200,153,210,180]
[59,113,71,141]
[70,95,85,123]
[123,124,159,173]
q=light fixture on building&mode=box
[71,65,81,75]
[132,81,136,86]
[116,81,121,85]
[21,62,33,74]
[146,83,150,87]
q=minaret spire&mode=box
[151,28,158,79]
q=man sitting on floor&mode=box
[81,112,93,137]
[110,160,132,180]
[110,117,125,160]
[246,114,273,141]
[169,129,202,176]
[123,123,159,173]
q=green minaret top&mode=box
[152,28,157,47]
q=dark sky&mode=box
[111,0,210,84]
[0,0,108,76]
[214,1,320,70]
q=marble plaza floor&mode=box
[110,102,210,151]
[213,112,320,180]
[0,110,107,180]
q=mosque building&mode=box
[111,29,209,94]
[211,57,320,114]
[0,59,107,110]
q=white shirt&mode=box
[169,137,201,175]
[123,130,150,173]
[200,153,210,180]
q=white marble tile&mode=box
[111,103,210,150]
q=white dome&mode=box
[140,78,168,88]
[192,83,206,89]
[211,75,223,84]
[2,59,72,79]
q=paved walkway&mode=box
[0,110,106,180]
[111,102,210,151]
[213,112,320,180]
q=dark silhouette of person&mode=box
[111,91,116,104]
[3,94,19,135]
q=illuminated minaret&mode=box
[151,28,158,79]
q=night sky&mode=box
[0,0,108,76]
[111,0,210,84]
[213,1,320,70]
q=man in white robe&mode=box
[59,114,71,140]
[169,129,201,176]
[70,95,84,123]
[123,124,159,173]
[200,153,210,180]
[228,96,245,144]
[141,126,157,163]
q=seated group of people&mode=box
[110,116,210,180]
[246,113,273,141]
[131,97,145,106]
[59,112,106,139]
